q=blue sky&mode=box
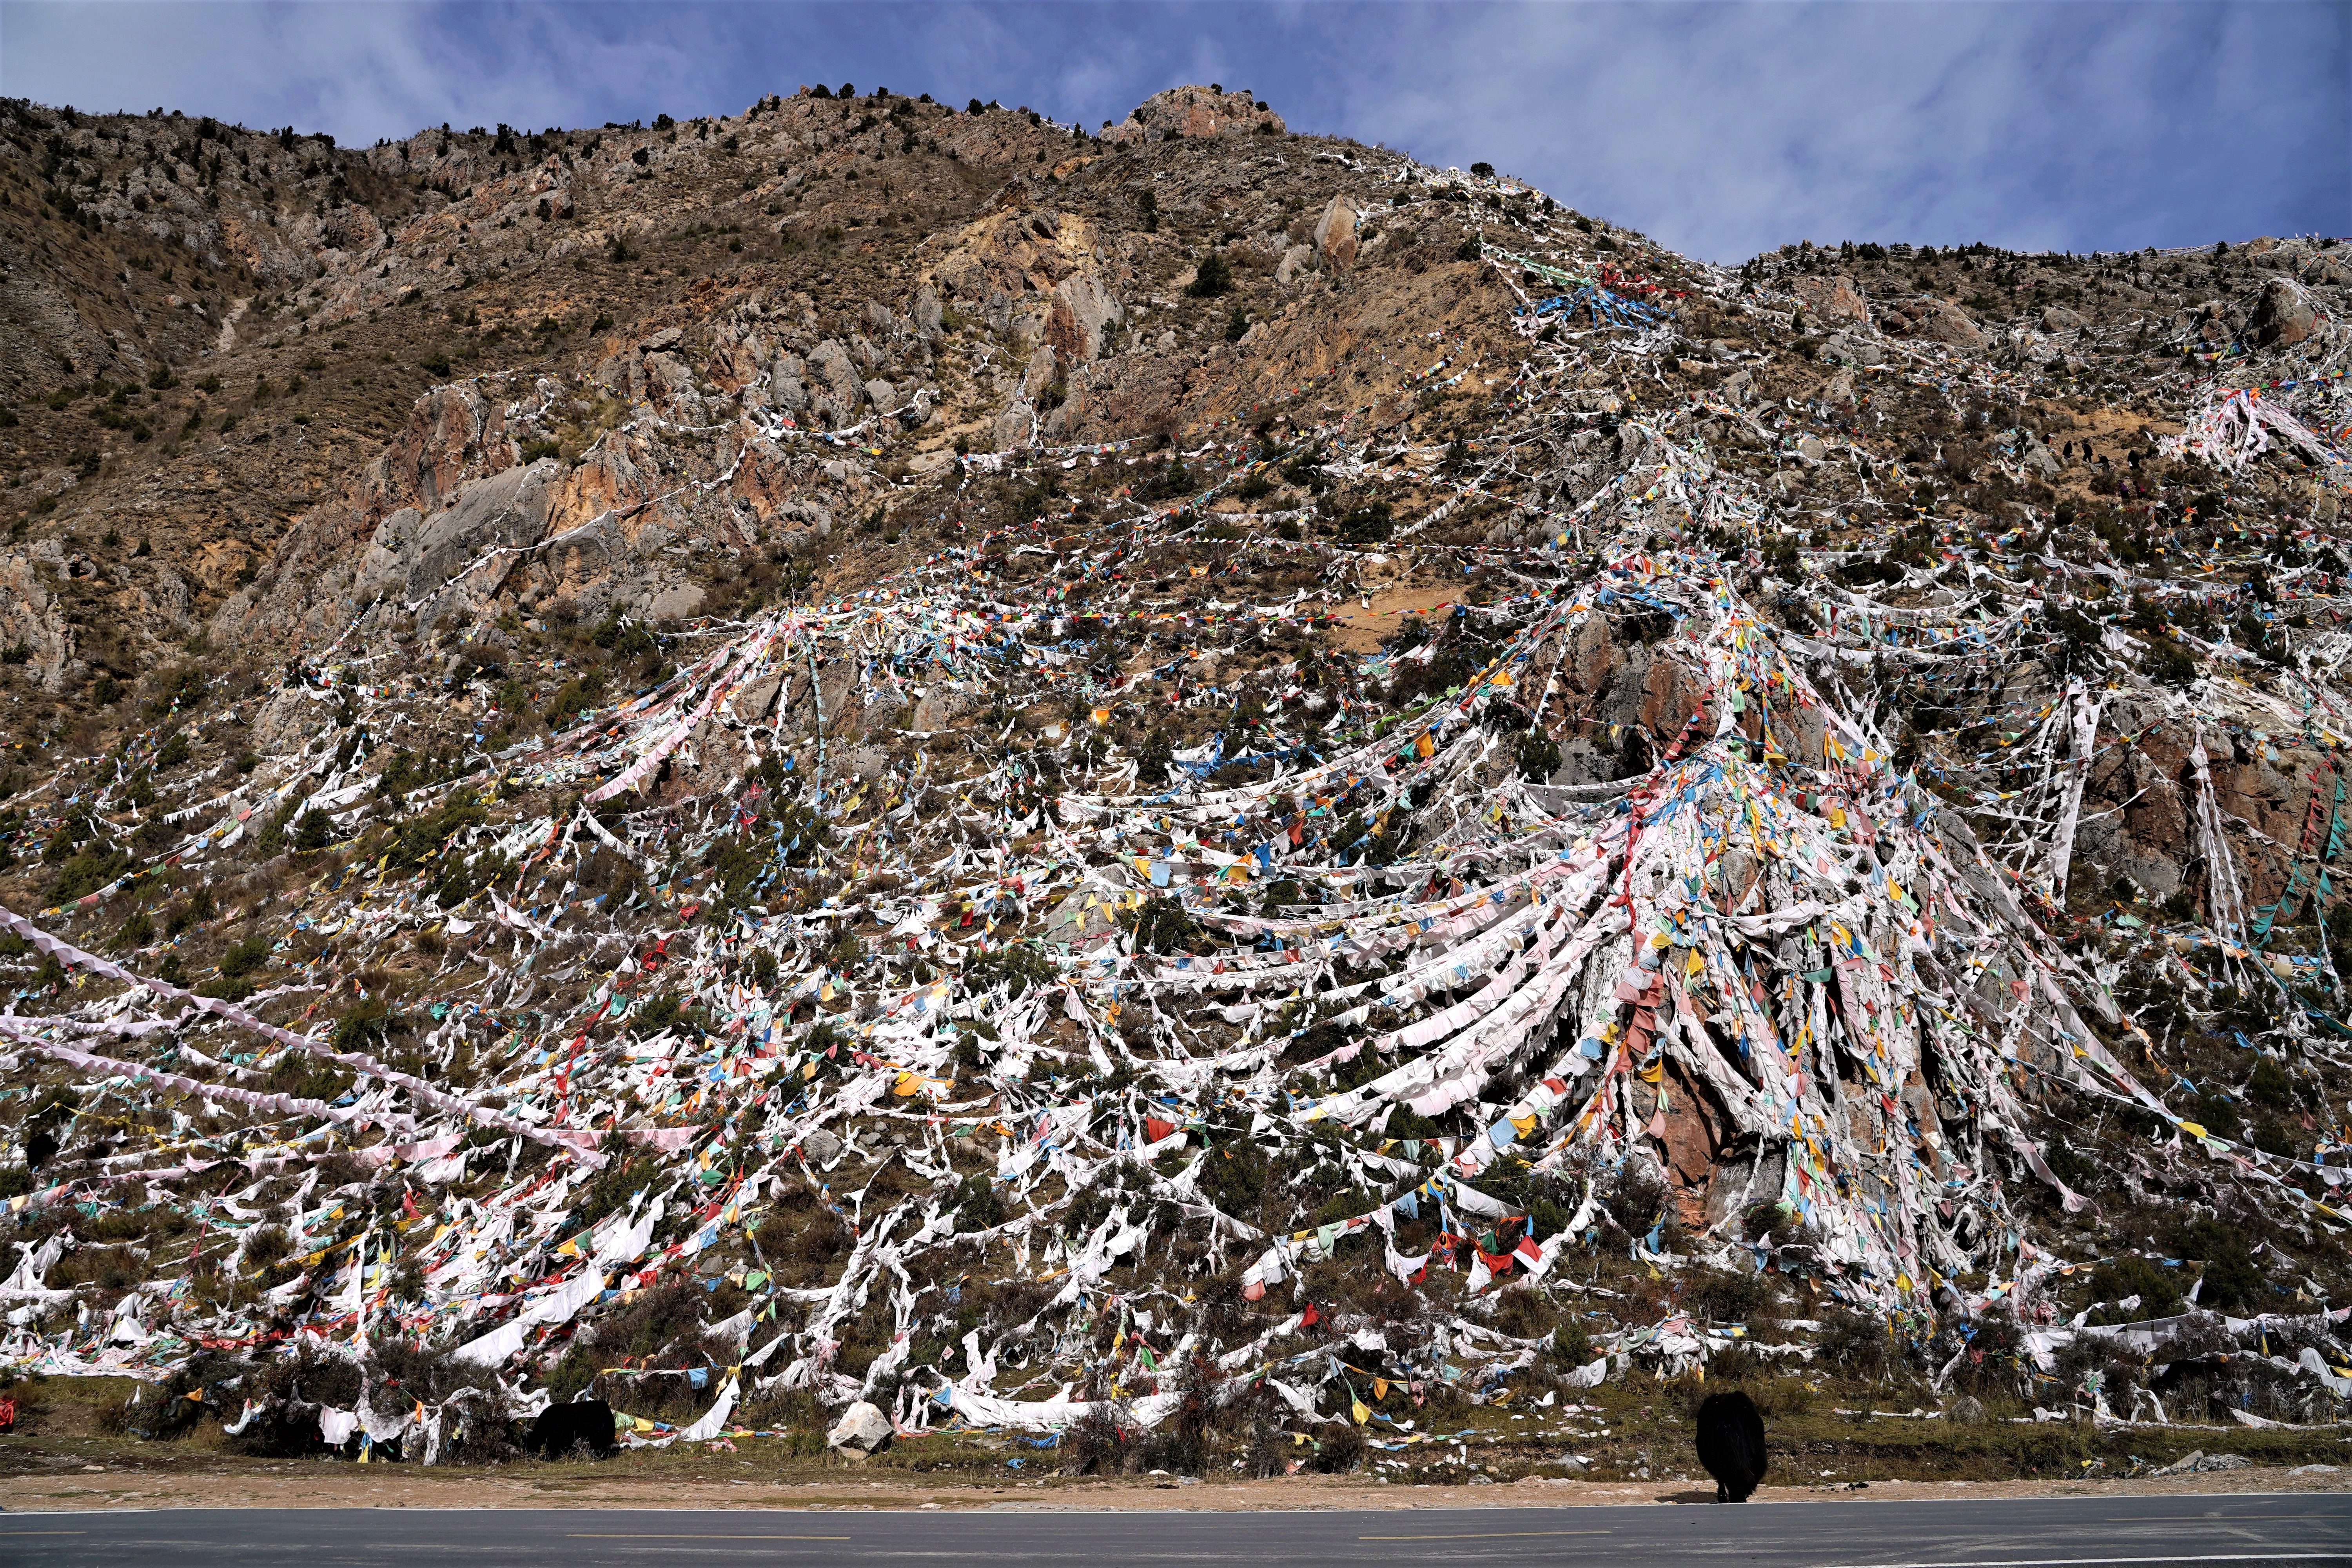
[2,2,2343,262]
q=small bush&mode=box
[1307,1421,1364,1473]
[1121,893,1201,955]
[2247,1056,2294,1109]
[52,848,130,903]
[1060,1390,1134,1475]
[1818,1306,1901,1383]
[218,935,272,980]
[2084,1254,2184,1323]
[2176,1218,2265,1312]
[1946,1311,2026,1398]
[1683,1266,1773,1325]
[333,996,413,1053]
[1185,252,1232,299]
[1135,727,1175,785]
[1514,730,1561,782]
[1339,501,1394,543]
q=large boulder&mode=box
[1818,330,1883,367]
[826,1400,893,1458]
[808,340,861,399]
[2301,252,2352,288]
[807,339,865,426]
[1020,345,1060,400]
[1912,298,1988,350]
[992,400,1037,450]
[1313,197,1359,273]
[768,361,809,412]
[1790,273,1870,326]
[922,208,1121,363]
[910,280,945,337]
[2251,277,2318,347]
[640,350,705,420]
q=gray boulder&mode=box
[911,281,945,337]
[356,460,557,614]
[827,1400,893,1458]
[808,339,862,399]
[1820,331,1884,367]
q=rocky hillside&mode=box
[0,83,2348,1476]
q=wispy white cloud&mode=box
[0,1,2340,260]
[1319,2,2346,259]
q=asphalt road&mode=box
[0,1493,2346,1567]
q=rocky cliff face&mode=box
[0,85,2348,1465]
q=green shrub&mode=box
[333,996,413,1054]
[53,848,130,902]
[1136,727,1175,786]
[2084,1254,2183,1322]
[1122,893,1201,955]
[2176,1218,2265,1312]
[1339,501,1394,543]
[2248,1056,2293,1109]
[1185,252,1232,299]
[1514,731,1561,782]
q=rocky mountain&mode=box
[0,82,2348,1473]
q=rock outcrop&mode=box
[1104,85,1285,144]
[1790,273,1870,325]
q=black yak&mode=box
[1694,1390,1767,1501]
[529,1397,619,1460]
